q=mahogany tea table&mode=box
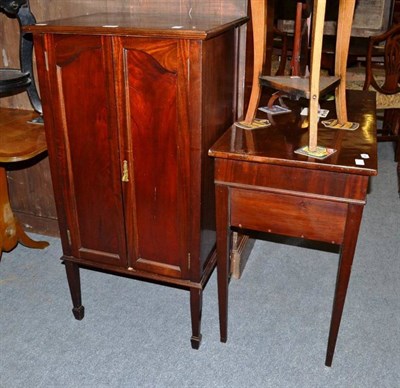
[209,90,378,366]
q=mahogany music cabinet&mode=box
[26,12,247,349]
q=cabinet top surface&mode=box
[24,13,248,40]
[209,90,378,176]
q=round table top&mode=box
[0,108,47,163]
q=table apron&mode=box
[228,186,356,244]
[214,159,371,201]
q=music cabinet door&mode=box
[44,34,128,267]
[113,37,191,279]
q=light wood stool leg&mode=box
[308,0,327,152]
[335,0,357,124]
[244,0,267,124]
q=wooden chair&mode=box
[271,27,289,76]
[0,0,48,260]
[365,24,400,193]
[347,24,400,193]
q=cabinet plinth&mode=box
[27,13,247,348]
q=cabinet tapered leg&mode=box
[65,261,85,320]
[190,287,203,349]
[325,204,363,366]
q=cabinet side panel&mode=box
[199,30,238,269]
[122,40,187,277]
[52,35,127,265]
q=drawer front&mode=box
[230,188,348,244]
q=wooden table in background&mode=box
[0,108,49,259]
[209,90,378,366]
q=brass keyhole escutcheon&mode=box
[122,160,129,182]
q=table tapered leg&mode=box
[326,204,364,366]
[216,184,231,343]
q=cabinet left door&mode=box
[39,34,128,267]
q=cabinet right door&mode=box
[114,37,192,279]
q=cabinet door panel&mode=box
[116,38,190,278]
[50,35,127,266]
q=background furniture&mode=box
[209,90,378,366]
[0,0,48,259]
[0,109,48,259]
[394,0,400,23]
[365,23,400,193]
[347,23,400,193]
[0,0,41,114]
[1,0,58,236]
[273,0,398,75]
[26,12,246,348]
[247,0,356,156]
[272,0,311,76]
[277,0,395,38]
